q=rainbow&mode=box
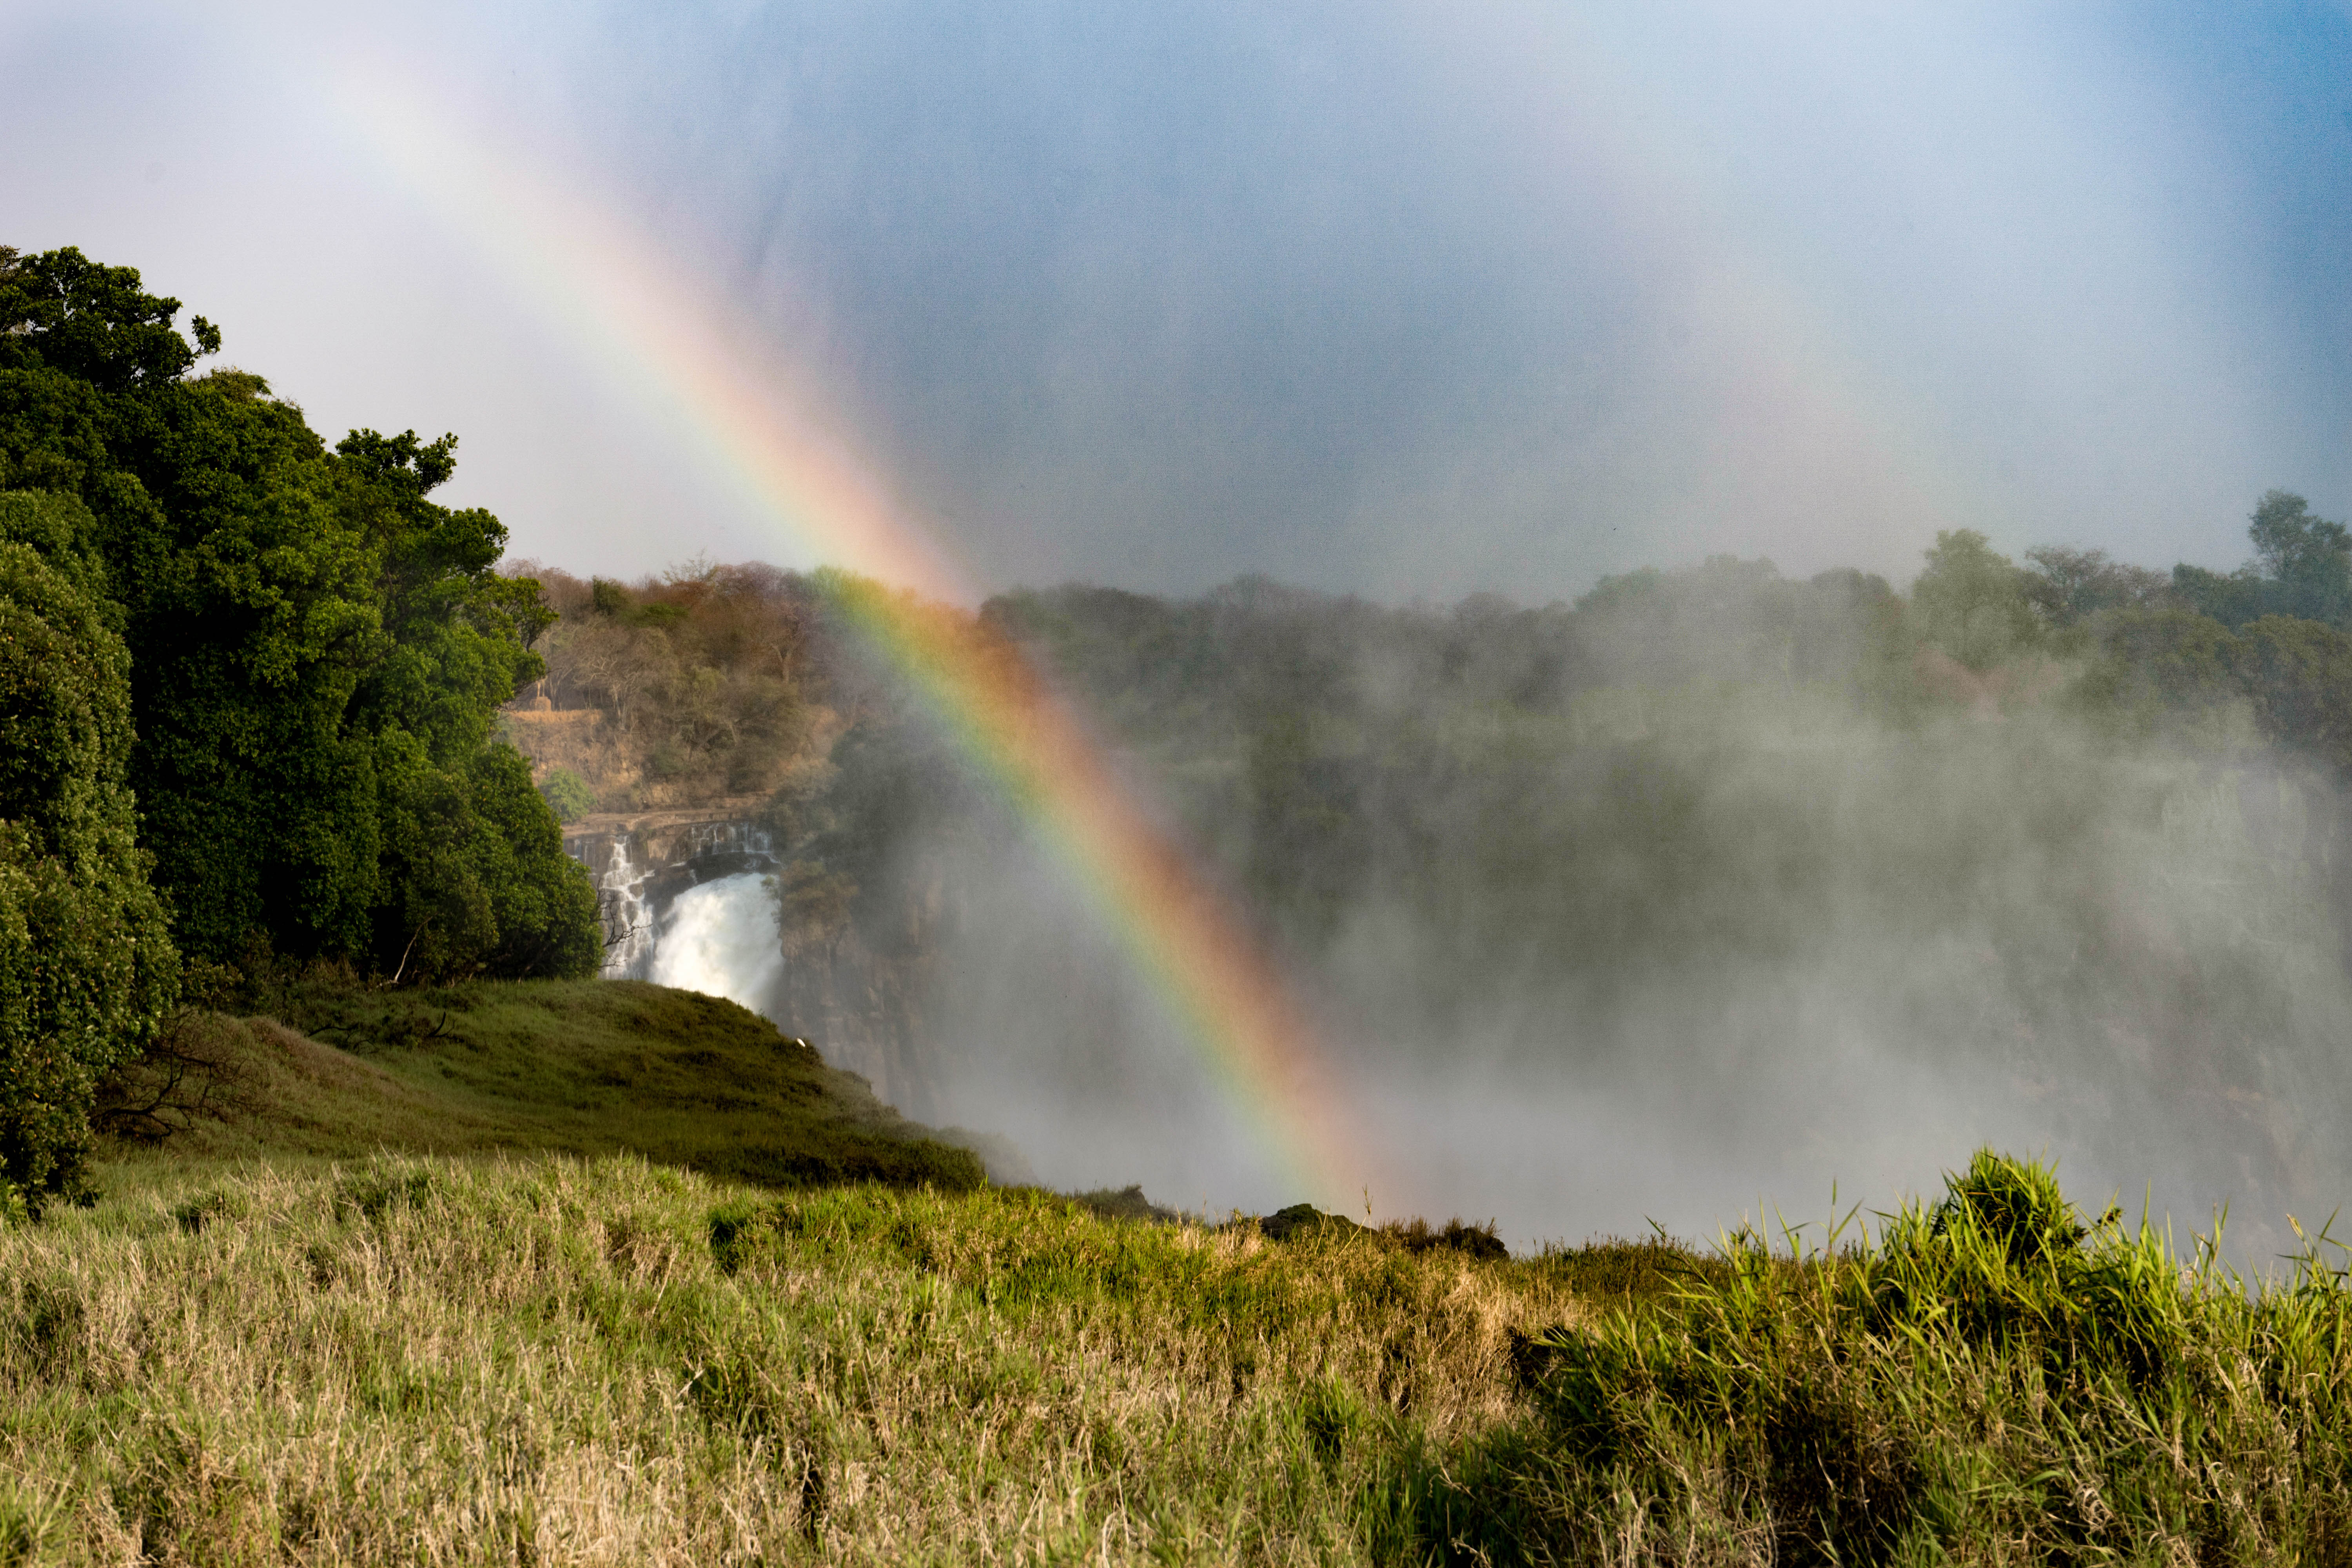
[330,67,1372,1207]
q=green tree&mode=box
[124,373,388,958]
[1911,530,2038,670]
[2020,546,2168,628]
[2233,615,2352,779]
[0,245,598,981]
[2248,490,2352,626]
[334,428,592,978]
[374,742,603,980]
[2071,606,2245,743]
[538,766,597,823]
[0,244,215,390]
[0,488,111,611]
[2167,563,2267,630]
[0,518,176,1202]
[2171,491,2352,630]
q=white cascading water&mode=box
[647,872,786,1021]
[595,833,654,978]
[575,822,778,981]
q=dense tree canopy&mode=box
[2019,546,2167,628]
[0,244,597,983]
[0,493,176,1201]
[1912,529,2042,671]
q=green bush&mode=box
[536,764,596,823]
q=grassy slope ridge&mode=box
[13,1149,2352,1564]
[102,979,986,1192]
[0,1155,1571,1564]
[42,988,2352,1564]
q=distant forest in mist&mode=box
[520,483,2352,1237]
[8,239,2352,1235]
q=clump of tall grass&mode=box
[1443,1150,2352,1564]
[1379,1216,1509,1263]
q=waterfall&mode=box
[565,817,780,984]
[648,873,786,1019]
[561,814,936,1117]
[588,832,655,978]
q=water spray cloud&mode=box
[331,65,1375,1207]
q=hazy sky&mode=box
[4,1,2347,602]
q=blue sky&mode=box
[3,0,2346,601]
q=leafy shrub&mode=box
[536,765,596,823]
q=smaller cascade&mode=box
[575,831,655,977]
[562,813,780,980]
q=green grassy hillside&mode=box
[96,978,987,1192]
[46,987,2352,1563]
[2,1154,1571,1564]
[12,1147,2352,1564]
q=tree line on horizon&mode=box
[539,493,2352,934]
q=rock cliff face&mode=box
[773,855,953,1124]
[775,927,944,1122]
